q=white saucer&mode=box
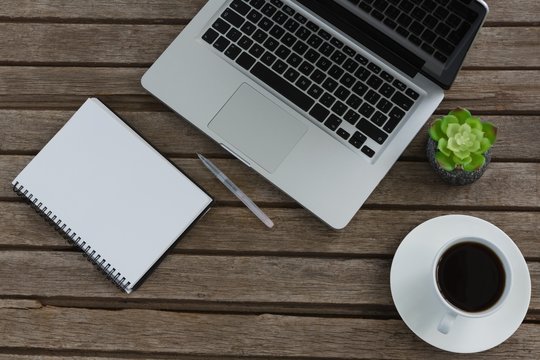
[390,215,531,353]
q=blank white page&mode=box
[13,98,212,292]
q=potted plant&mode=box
[427,108,497,185]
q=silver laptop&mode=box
[142,0,488,229]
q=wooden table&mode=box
[1,1,538,358]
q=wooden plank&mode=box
[0,0,537,24]
[0,306,539,358]
[2,202,539,258]
[0,252,538,309]
[1,110,537,161]
[0,68,538,112]
[0,24,537,68]
[2,156,538,208]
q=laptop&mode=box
[142,0,488,229]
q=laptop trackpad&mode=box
[208,83,308,173]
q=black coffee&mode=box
[436,242,505,312]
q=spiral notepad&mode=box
[12,98,213,293]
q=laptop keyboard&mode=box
[202,0,421,159]
[347,0,479,63]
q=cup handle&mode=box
[437,311,458,334]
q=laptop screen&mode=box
[296,0,488,89]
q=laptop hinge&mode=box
[296,0,424,79]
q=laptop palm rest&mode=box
[208,83,308,173]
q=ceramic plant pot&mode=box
[426,138,492,186]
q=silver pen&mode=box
[197,154,274,228]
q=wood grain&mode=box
[0,306,538,359]
[2,202,539,258]
[0,0,537,24]
[2,156,538,208]
[1,68,538,112]
[0,252,538,309]
[1,110,538,161]
[0,24,537,68]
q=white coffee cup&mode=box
[432,236,513,334]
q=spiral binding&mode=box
[13,181,131,292]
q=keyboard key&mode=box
[202,28,219,44]
[226,28,242,42]
[330,50,347,65]
[261,3,277,17]
[310,69,326,84]
[450,0,478,22]
[292,40,308,55]
[405,88,420,100]
[222,8,244,27]
[379,83,395,98]
[238,35,254,50]
[282,4,295,16]
[259,17,274,31]
[371,111,388,126]
[343,45,356,57]
[309,103,330,122]
[285,18,300,33]
[272,59,287,74]
[249,43,265,58]
[330,37,344,48]
[325,114,342,131]
[434,52,448,63]
[361,146,376,158]
[367,63,382,74]
[343,58,360,73]
[307,34,324,49]
[269,24,286,39]
[236,52,256,69]
[320,92,336,107]
[240,21,256,35]
[287,53,303,67]
[421,29,436,43]
[328,65,345,80]
[355,67,371,81]
[435,23,451,37]
[384,107,406,132]
[296,76,312,91]
[305,49,320,63]
[346,94,363,109]
[349,132,367,149]
[231,0,251,16]
[319,43,335,57]
[212,18,231,34]
[253,29,268,43]
[392,92,414,111]
[340,73,356,88]
[396,26,410,38]
[335,86,351,101]
[352,82,368,96]
[355,53,368,65]
[251,63,315,111]
[359,103,375,118]
[393,79,407,91]
[224,44,242,60]
[337,128,351,140]
[250,0,265,9]
[247,9,263,23]
[213,36,230,52]
[282,33,296,47]
[294,13,307,24]
[376,98,393,113]
[296,26,312,41]
[307,84,324,99]
[421,43,435,55]
[284,67,300,82]
[319,29,331,40]
[272,11,288,25]
[356,118,388,144]
[365,90,381,105]
[299,61,315,75]
[380,71,394,83]
[322,77,338,92]
[263,37,279,51]
[367,74,383,90]
[397,13,412,27]
[372,10,384,21]
[433,6,449,21]
[261,51,277,66]
[306,21,319,32]
[276,45,291,59]
[316,57,332,71]
[344,110,360,125]
[270,0,284,7]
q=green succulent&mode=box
[429,108,497,172]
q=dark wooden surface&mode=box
[0,1,538,358]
